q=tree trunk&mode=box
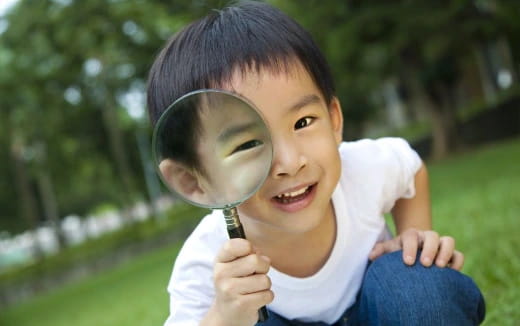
[101,98,136,222]
[474,43,500,104]
[427,82,461,160]
[136,128,163,220]
[428,106,456,160]
[36,168,66,249]
[10,137,44,260]
[496,37,519,85]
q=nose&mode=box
[270,136,307,178]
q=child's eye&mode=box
[230,139,263,155]
[294,117,314,130]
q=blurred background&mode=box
[0,0,518,325]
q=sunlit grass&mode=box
[427,138,520,325]
[0,241,182,326]
[0,138,518,325]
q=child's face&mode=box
[226,62,343,237]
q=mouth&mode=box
[274,185,312,203]
[272,184,317,212]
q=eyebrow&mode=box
[287,94,322,113]
[217,121,259,143]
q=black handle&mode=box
[228,225,269,322]
[257,306,269,322]
[227,224,247,239]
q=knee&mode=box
[360,250,485,325]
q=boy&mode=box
[147,1,485,325]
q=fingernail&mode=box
[422,256,432,266]
[437,259,446,267]
[405,255,414,265]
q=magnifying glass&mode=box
[152,89,272,322]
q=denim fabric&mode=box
[256,250,485,326]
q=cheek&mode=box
[330,137,342,164]
[225,154,271,200]
[330,153,342,184]
[316,139,341,186]
[236,197,265,224]
[229,167,263,200]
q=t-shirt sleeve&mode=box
[377,137,423,213]
[164,215,224,326]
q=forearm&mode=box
[391,163,432,234]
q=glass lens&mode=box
[153,89,273,209]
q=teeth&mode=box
[276,186,309,198]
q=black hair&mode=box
[148,0,335,171]
[154,92,205,175]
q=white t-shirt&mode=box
[164,137,422,325]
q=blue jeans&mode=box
[257,250,485,326]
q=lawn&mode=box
[0,241,183,326]
[427,138,520,325]
[1,138,518,325]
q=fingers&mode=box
[424,235,463,270]
[216,253,271,278]
[449,251,464,271]
[402,231,464,271]
[419,231,440,267]
[211,273,274,326]
[212,239,274,324]
[215,239,270,278]
[368,242,386,261]
[369,241,390,261]
[369,237,403,261]
[225,288,275,316]
[434,236,455,267]
[381,229,463,271]
[216,238,255,263]
[400,229,421,265]
[220,273,272,296]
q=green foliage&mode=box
[0,0,220,232]
[1,0,519,232]
[270,0,520,150]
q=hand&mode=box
[368,228,464,270]
[202,238,274,326]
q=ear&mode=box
[329,97,344,145]
[158,159,209,203]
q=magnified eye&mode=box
[295,117,314,129]
[230,139,264,155]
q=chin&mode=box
[282,204,333,234]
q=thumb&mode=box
[369,242,386,261]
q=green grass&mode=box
[427,138,520,325]
[0,241,182,326]
[1,138,519,325]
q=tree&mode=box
[272,0,519,158]
[0,0,222,234]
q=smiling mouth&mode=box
[274,184,314,204]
